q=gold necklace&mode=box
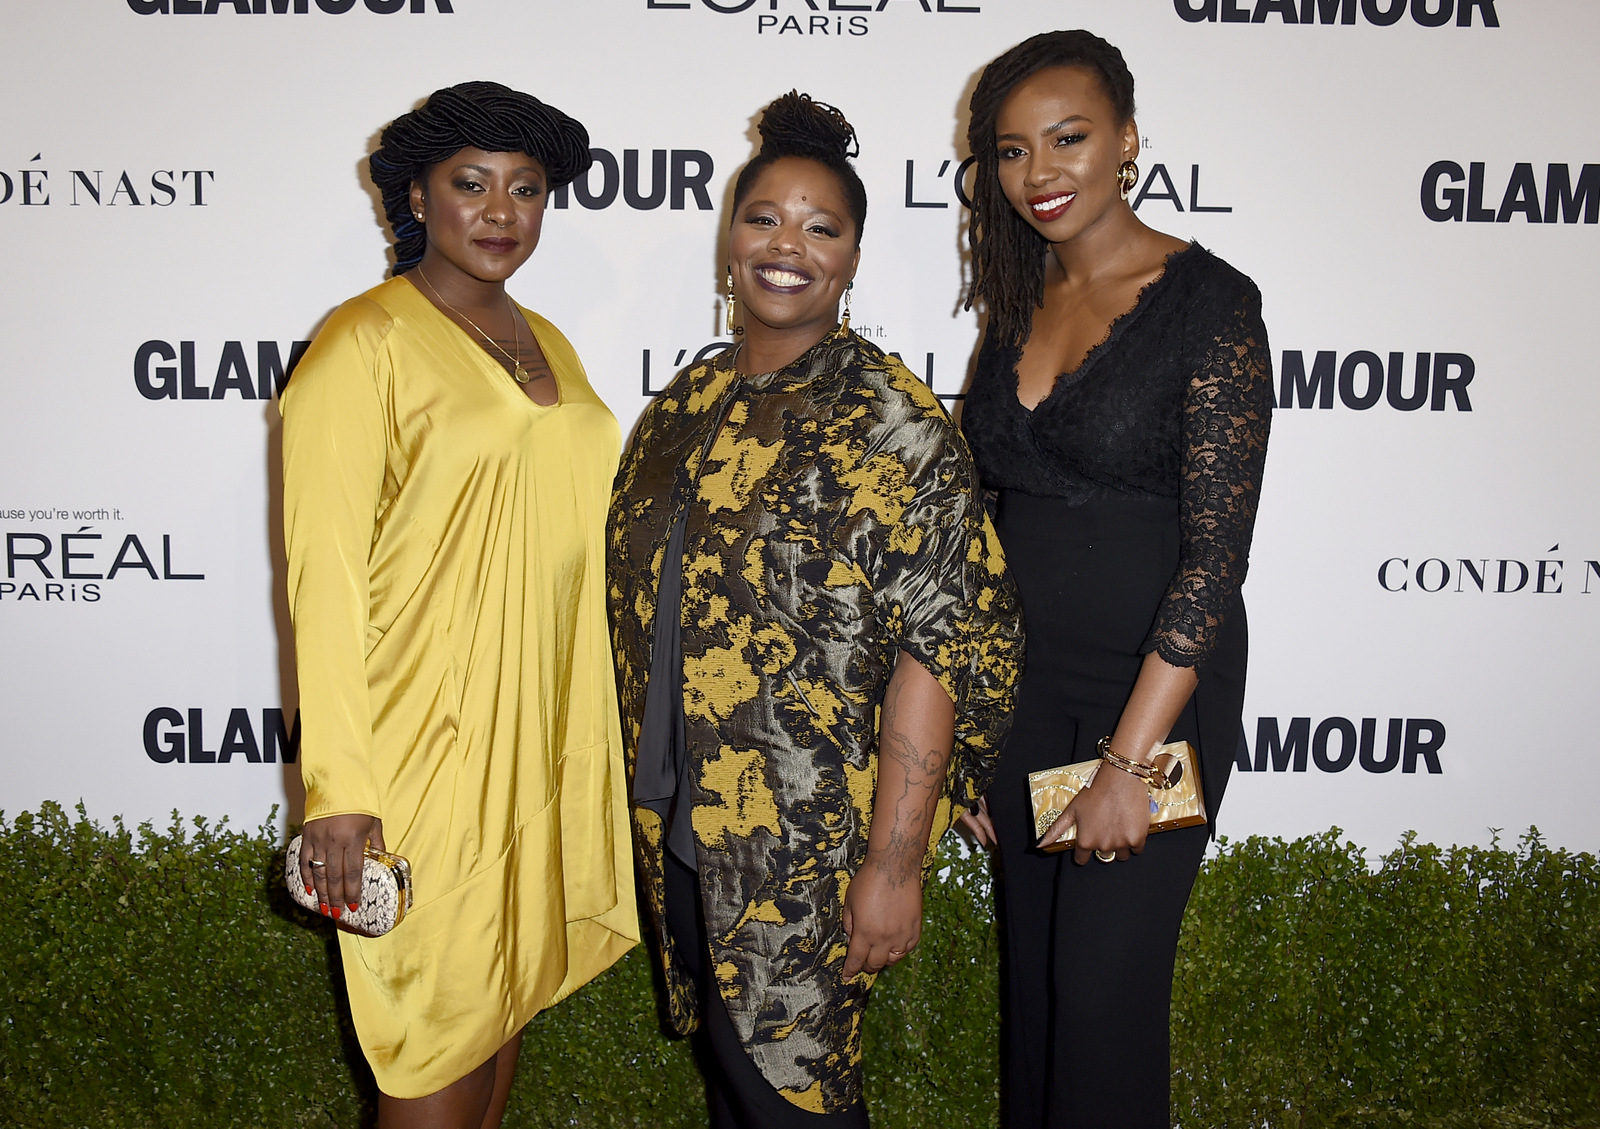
[414,266,530,384]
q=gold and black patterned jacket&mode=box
[607,329,1023,1113]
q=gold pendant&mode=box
[513,364,530,385]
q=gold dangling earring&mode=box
[1118,159,1139,202]
[840,280,853,333]
[725,270,737,337]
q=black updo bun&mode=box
[732,90,867,241]
[756,90,860,163]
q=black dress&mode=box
[960,244,1273,1129]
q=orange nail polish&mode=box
[304,884,315,895]
[331,906,342,920]
[319,903,329,915]
[347,901,360,912]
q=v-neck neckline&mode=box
[398,274,562,409]
[1014,242,1197,415]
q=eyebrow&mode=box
[995,115,1091,143]
[451,163,545,177]
[742,197,845,222]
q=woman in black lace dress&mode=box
[955,30,1273,1129]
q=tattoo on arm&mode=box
[871,674,953,887]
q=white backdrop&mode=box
[2,0,1595,853]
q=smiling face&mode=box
[729,156,861,350]
[408,147,548,287]
[993,65,1139,244]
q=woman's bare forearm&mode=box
[866,650,956,884]
[1109,651,1199,763]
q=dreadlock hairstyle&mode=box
[965,31,1137,345]
[368,81,592,276]
[731,91,867,244]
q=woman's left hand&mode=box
[1046,651,1201,865]
[1041,763,1151,865]
[841,858,922,979]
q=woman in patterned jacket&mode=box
[608,92,1023,1128]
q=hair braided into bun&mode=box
[757,90,860,163]
[731,90,867,243]
[368,81,591,276]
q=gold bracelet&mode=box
[1097,736,1172,790]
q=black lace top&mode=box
[960,244,1273,669]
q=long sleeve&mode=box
[280,299,391,820]
[1144,281,1274,668]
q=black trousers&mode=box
[664,851,870,1129]
[989,491,1247,1129]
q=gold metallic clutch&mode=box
[1028,740,1206,852]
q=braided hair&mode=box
[731,91,867,243]
[965,31,1136,345]
[368,81,592,275]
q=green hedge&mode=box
[1,803,1596,1128]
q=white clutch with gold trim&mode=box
[285,835,413,937]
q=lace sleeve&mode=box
[1144,281,1273,668]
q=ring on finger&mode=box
[308,859,327,868]
[1093,849,1116,863]
[888,948,906,957]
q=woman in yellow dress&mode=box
[282,81,637,1128]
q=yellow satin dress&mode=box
[280,275,637,1098]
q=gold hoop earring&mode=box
[1118,159,1139,202]
[725,271,737,337]
[840,280,853,333]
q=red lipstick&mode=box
[1027,191,1076,223]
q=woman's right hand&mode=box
[298,814,384,920]
[955,794,997,850]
